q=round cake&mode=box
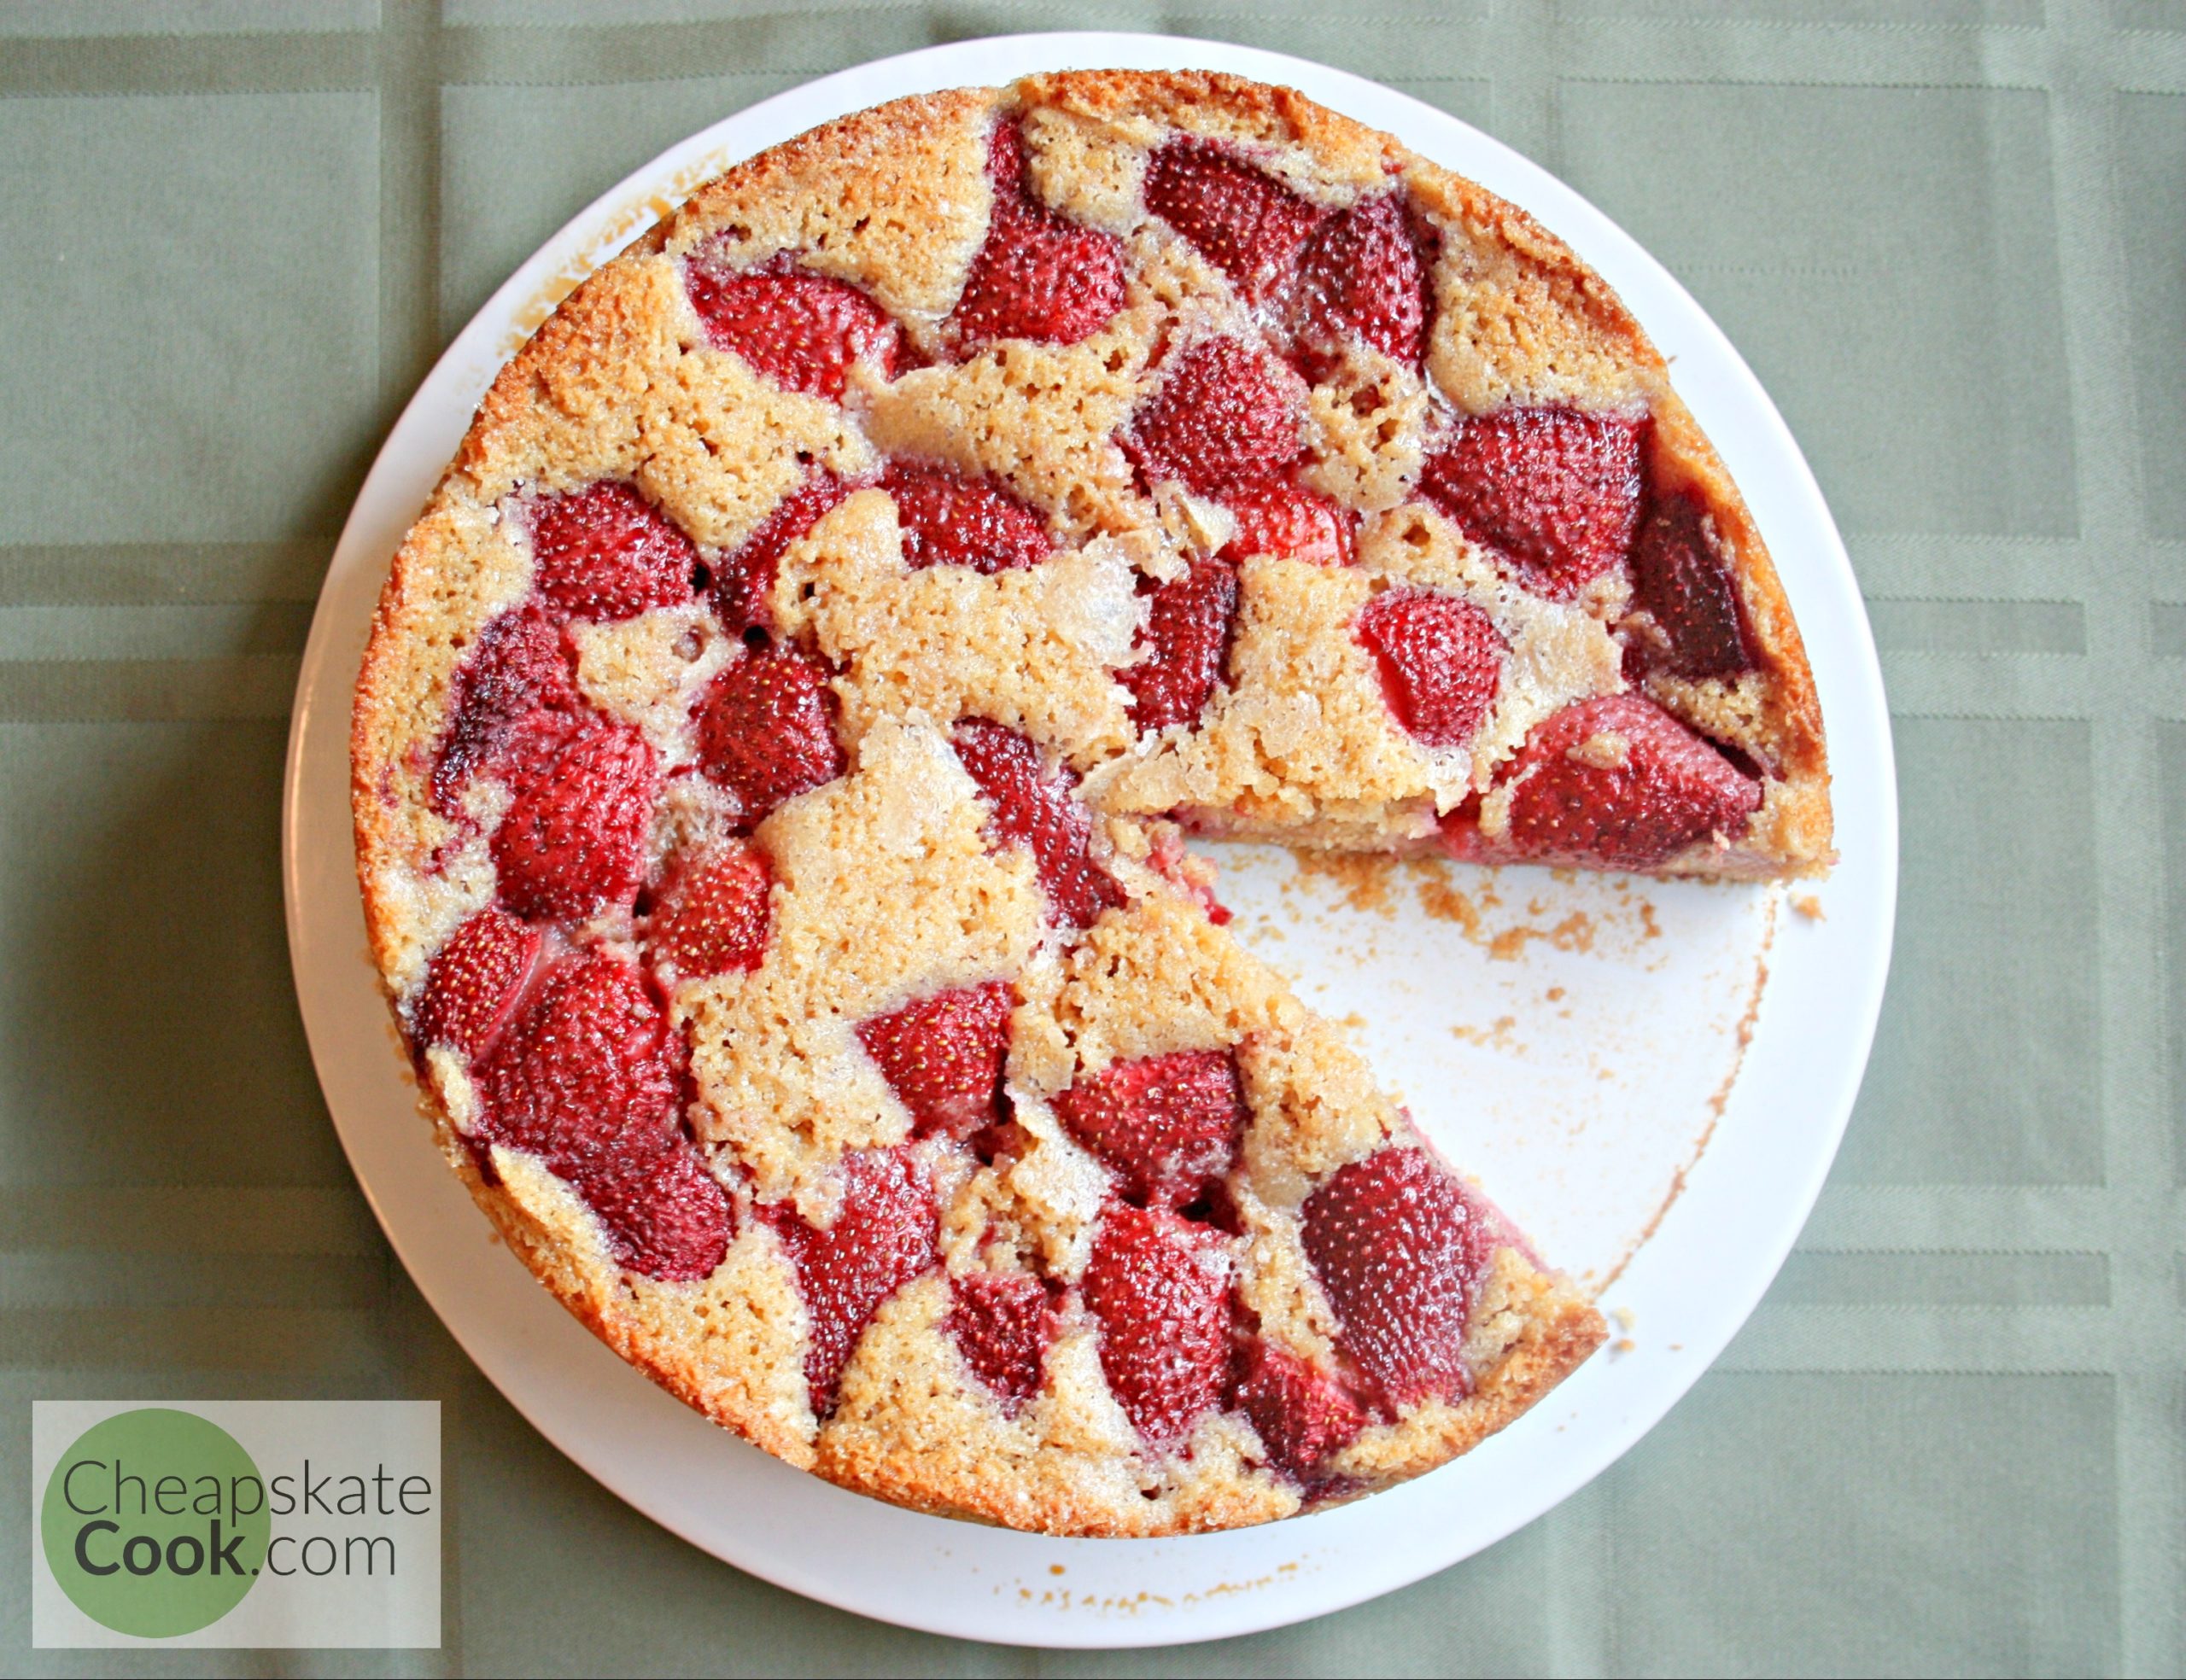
[352,70,1831,1537]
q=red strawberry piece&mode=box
[1082,1202,1232,1446]
[414,907,542,1059]
[1354,587,1507,749]
[647,847,773,980]
[1124,337,1306,498]
[950,720,1125,930]
[492,720,658,921]
[1230,1339,1371,1480]
[967,1118,1032,1166]
[482,953,675,1167]
[1628,491,1756,680]
[1301,1146,1498,1408]
[1497,693,1762,869]
[685,256,899,402]
[1221,477,1356,568]
[765,1147,938,1416]
[529,481,698,621]
[1143,138,1324,303]
[856,982,1015,1141]
[880,461,1052,574]
[1054,1049,1246,1210]
[1419,407,1645,599]
[1120,555,1238,735]
[1296,192,1436,365]
[582,1143,742,1283]
[431,604,580,812]
[1437,788,1490,864]
[712,470,852,636]
[950,121,1126,348]
[479,950,730,1282]
[945,1271,1054,1415]
[694,645,845,823]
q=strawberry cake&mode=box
[352,71,1831,1537]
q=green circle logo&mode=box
[40,1409,269,1638]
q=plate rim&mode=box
[282,29,1898,1651]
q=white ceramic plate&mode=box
[282,32,1896,1649]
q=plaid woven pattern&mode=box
[2,3,2177,1671]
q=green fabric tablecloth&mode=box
[2,1,2177,1672]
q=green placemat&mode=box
[2,2,2177,1673]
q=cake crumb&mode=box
[1451,1015,1519,1051]
[1610,1306,1636,1333]
[1488,911,1595,962]
[1292,851,1397,914]
[1411,863,1482,936]
[1793,893,1825,921]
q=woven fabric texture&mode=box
[1,1,2177,1673]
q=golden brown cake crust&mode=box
[345,67,1851,1538]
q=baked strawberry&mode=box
[1143,138,1324,302]
[1054,1049,1246,1209]
[1124,337,1306,497]
[491,720,658,921]
[1419,407,1645,599]
[1354,587,1506,749]
[694,645,846,823]
[431,604,580,812]
[582,1143,741,1283]
[1230,1338,1371,1480]
[950,121,1126,348]
[480,950,730,1282]
[880,461,1052,574]
[945,1271,1053,1415]
[1628,491,1756,680]
[1120,555,1238,735]
[1436,789,1490,864]
[482,952,676,1167]
[529,481,698,621]
[414,907,541,1059]
[766,1147,938,1416]
[1082,1202,1233,1445]
[1301,1146,1496,1407]
[969,1123,1032,1167]
[1295,192,1436,365]
[1496,693,1762,869]
[951,720,1125,930]
[646,846,773,980]
[685,256,899,401]
[711,470,851,635]
[856,982,1015,1140]
[1221,478,1355,568]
